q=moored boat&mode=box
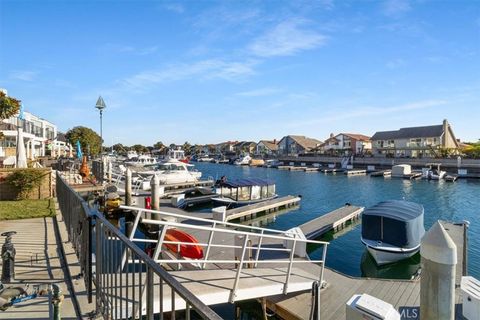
[212,177,277,207]
[361,200,425,265]
[234,154,252,165]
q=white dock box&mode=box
[461,276,480,320]
[346,294,400,320]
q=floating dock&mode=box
[225,195,301,222]
[370,170,392,177]
[277,165,293,170]
[304,167,320,172]
[289,166,307,171]
[298,205,364,240]
[266,221,468,320]
[344,169,367,176]
[322,168,344,174]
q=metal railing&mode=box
[56,173,93,303]
[121,206,329,303]
[56,174,222,319]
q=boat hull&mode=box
[362,239,419,265]
[212,195,278,207]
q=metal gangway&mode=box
[110,205,328,317]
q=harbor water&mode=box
[194,162,480,279]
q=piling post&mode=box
[150,175,160,215]
[420,221,457,320]
[107,160,112,183]
[125,168,132,206]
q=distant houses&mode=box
[256,140,278,156]
[371,119,459,158]
[317,133,371,156]
[277,135,322,156]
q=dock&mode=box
[321,168,344,174]
[277,165,293,170]
[266,221,468,320]
[304,167,320,172]
[403,173,423,180]
[370,170,392,177]
[344,169,367,176]
[289,166,307,171]
[225,195,301,221]
[298,205,364,240]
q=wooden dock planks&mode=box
[298,205,364,240]
[225,195,301,221]
[265,221,467,320]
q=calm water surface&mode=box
[194,162,480,279]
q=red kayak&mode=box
[163,229,203,259]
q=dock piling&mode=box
[420,221,457,320]
[150,175,161,215]
[125,168,132,206]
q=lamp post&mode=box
[95,96,106,155]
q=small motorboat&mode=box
[163,229,204,259]
[423,163,446,180]
[167,147,189,163]
[361,200,425,265]
[234,154,252,165]
[212,177,277,207]
[124,154,158,167]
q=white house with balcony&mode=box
[1,109,69,160]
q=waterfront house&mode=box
[234,141,257,155]
[256,140,278,157]
[215,141,237,155]
[0,99,69,160]
[371,119,459,158]
[277,135,322,156]
[318,133,371,156]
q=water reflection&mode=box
[360,250,421,280]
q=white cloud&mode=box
[163,3,184,14]
[382,0,411,17]
[236,87,280,97]
[286,99,447,128]
[386,58,406,69]
[9,70,37,81]
[249,19,327,57]
[100,43,158,55]
[121,59,257,89]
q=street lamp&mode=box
[95,96,106,155]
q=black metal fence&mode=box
[55,173,222,320]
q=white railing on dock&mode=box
[120,206,329,302]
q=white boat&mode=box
[124,154,158,167]
[361,200,425,265]
[263,159,280,168]
[167,147,189,163]
[423,163,446,180]
[137,159,202,186]
[212,178,277,207]
[126,150,138,160]
[197,155,214,162]
[234,154,251,166]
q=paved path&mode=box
[0,213,93,319]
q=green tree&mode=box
[65,126,102,155]
[0,91,21,139]
[182,141,192,155]
[153,141,165,150]
[0,91,20,120]
[112,143,126,153]
[131,144,149,153]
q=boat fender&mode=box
[144,196,151,210]
[345,202,351,206]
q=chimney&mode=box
[273,139,277,144]
[442,119,448,147]
[330,133,334,138]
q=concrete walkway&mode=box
[0,212,94,319]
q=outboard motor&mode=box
[1,231,17,283]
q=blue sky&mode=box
[1,0,479,145]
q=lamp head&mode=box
[95,96,106,111]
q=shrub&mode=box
[6,169,46,200]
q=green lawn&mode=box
[0,199,56,220]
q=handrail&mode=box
[94,213,223,319]
[121,205,324,239]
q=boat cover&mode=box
[217,178,275,188]
[361,200,425,249]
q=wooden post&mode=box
[150,175,160,216]
[420,221,457,320]
[107,160,112,183]
[125,168,132,206]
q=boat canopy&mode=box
[217,178,275,188]
[361,200,425,249]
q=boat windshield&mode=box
[156,163,186,171]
